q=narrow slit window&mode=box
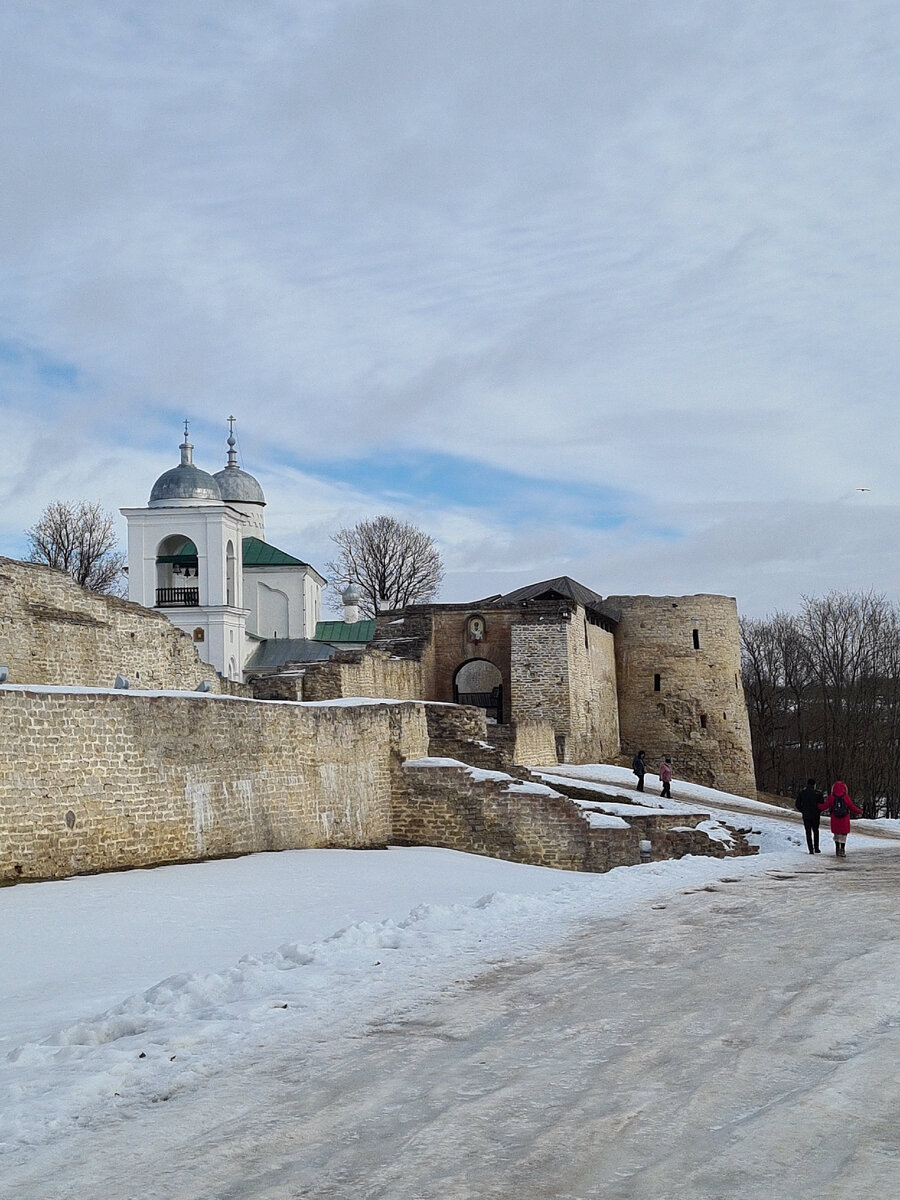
[692,629,700,649]
[654,673,661,692]
[700,713,708,729]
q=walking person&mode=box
[659,757,673,799]
[819,781,861,858]
[795,777,824,854]
[632,750,647,793]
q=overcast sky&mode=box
[1,1,898,617]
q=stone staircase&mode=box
[530,769,758,863]
[393,757,757,874]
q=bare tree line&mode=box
[741,591,900,817]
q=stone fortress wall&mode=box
[0,557,241,695]
[363,592,755,797]
[607,594,756,797]
[0,558,757,883]
[0,686,428,882]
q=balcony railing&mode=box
[156,587,200,607]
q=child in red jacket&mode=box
[819,781,862,857]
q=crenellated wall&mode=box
[607,594,756,797]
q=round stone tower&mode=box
[606,594,756,798]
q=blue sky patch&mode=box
[294,451,631,531]
[0,340,81,391]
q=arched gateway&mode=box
[453,659,503,724]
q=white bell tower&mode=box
[121,423,250,682]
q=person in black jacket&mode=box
[795,777,824,854]
[632,750,647,793]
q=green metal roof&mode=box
[242,536,308,568]
[313,619,377,644]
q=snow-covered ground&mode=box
[2,767,898,1196]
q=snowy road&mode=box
[9,847,899,1199]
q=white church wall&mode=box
[304,570,322,636]
[256,580,290,640]
[243,566,316,639]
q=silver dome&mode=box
[213,465,266,505]
[149,430,223,505]
[149,463,223,505]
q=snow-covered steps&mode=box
[395,759,756,872]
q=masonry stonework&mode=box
[0,557,240,694]
[607,594,756,797]
[360,587,756,796]
[486,720,559,770]
[301,650,423,703]
[0,557,758,884]
[394,761,640,872]
[0,687,428,882]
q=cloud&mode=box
[0,1,898,614]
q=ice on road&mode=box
[7,847,899,1199]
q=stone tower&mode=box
[607,594,756,798]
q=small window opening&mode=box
[723,711,727,721]
[654,673,661,692]
[700,713,708,729]
[692,629,700,650]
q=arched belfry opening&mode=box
[226,539,236,607]
[155,535,199,607]
[453,659,503,724]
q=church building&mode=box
[121,422,325,680]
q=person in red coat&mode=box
[819,781,862,857]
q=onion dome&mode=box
[212,421,266,506]
[149,425,222,506]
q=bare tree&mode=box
[26,500,126,596]
[326,515,443,618]
[741,590,900,817]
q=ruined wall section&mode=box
[0,557,240,694]
[0,687,429,882]
[300,649,422,703]
[607,594,756,797]
[395,760,640,872]
[486,720,559,769]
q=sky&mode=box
[1,1,899,617]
